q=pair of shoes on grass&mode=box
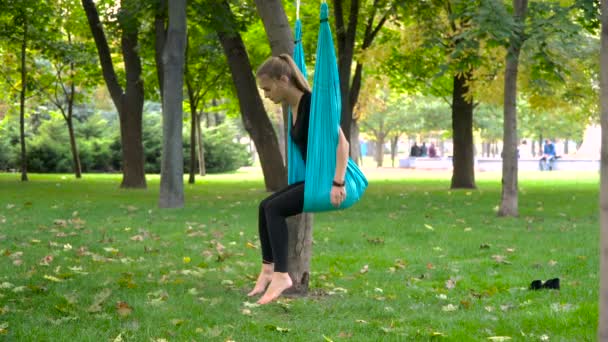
[529,278,560,290]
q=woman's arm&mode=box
[334,127,349,183]
[330,127,349,207]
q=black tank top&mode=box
[291,92,311,163]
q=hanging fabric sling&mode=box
[287,1,368,213]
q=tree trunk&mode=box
[188,105,197,184]
[196,112,206,176]
[155,0,167,103]
[350,120,361,165]
[67,120,81,178]
[185,40,198,184]
[159,0,186,208]
[217,30,286,191]
[67,61,82,179]
[253,0,315,296]
[390,135,398,168]
[598,1,608,339]
[376,136,384,167]
[19,17,28,182]
[284,214,314,296]
[498,0,527,217]
[451,72,476,189]
[82,0,146,188]
[334,0,359,143]
[120,28,146,189]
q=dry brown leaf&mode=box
[116,301,133,317]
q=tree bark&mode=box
[19,16,28,182]
[376,135,384,167]
[498,0,527,217]
[82,0,146,188]
[196,112,206,176]
[350,120,361,165]
[185,40,198,184]
[334,0,359,143]
[598,1,608,339]
[450,72,476,189]
[253,0,294,56]
[67,57,82,179]
[217,30,286,191]
[390,135,398,168]
[155,0,168,103]
[159,0,186,208]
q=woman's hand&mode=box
[330,185,346,208]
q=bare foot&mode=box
[247,263,274,297]
[257,272,292,304]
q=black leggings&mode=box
[258,181,305,272]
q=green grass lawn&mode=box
[0,170,600,341]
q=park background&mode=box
[0,0,607,341]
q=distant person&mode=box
[420,142,428,157]
[539,139,556,171]
[410,142,421,157]
[518,140,530,159]
[428,143,437,158]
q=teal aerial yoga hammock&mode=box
[287,1,368,213]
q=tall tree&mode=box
[498,0,528,217]
[333,0,395,145]
[599,1,608,338]
[40,0,95,179]
[215,0,286,192]
[158,0,186,208]
[0,0,51,181]
[81,0,147,188]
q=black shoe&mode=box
[529,280,543,290]
[529,278,560,290]
[542,278,560,290]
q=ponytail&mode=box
[256,54,311,93]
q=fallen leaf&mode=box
[243,301,260,308]
[491,255,511,264]
[548,260,558,266]
[241,309,252,315]
[424,224,434,231]
[265,324,290,333]
[245,242,258,249]
[445,278,457,289]
[130,235,144,241]
[487,337,511,341]
[171,318,185,326]
[39,255,54,266]
[442,304,458,312]
[44,275,63,282]
[88,288,112,313]
[116,301,132,317]
[360,265,369,274]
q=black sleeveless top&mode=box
[291,92,311,163]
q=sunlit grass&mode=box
[0,169,599,341]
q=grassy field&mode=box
[0,169,600,341]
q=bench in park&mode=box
[399,157,600,171]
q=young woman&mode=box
[249,54,350,304]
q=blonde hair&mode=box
[256,54,311,93]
